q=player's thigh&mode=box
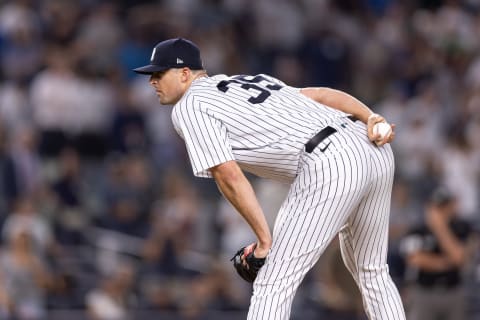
[254,196,354,304]
[261,153,369,285]
[348,153,394,266]
[269,150,369,262]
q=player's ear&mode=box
[180,67,191,82]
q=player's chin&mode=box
[160,96,180,106]
[158,96,170,105]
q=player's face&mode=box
[149,69,186,105]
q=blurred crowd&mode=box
[0,0,479,319]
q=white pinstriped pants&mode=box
[247,122,406,320]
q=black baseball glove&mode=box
[231,244,266,283]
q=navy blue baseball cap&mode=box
[133,38,203,75]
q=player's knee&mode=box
[358,264,390,282]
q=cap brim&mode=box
[133,64,169,75]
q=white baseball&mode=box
[373,122,392,142]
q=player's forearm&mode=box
[210,161,272,249]
[300,87,373,123]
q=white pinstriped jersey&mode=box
[171,74,349,183]
[171,73,406,320]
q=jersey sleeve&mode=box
[172,95,235,178]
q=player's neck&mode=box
[191,71,208,83]
[180,71,208,102]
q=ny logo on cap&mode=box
[176,58,184,64]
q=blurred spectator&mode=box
[395,81,444,186]
[400,186,475,320]
[68,56,115,159]
[0,230,53,320]
[270,53,306,87]
[41,0,81,45]
[89,155,153,276]
[0,122,11,216]
[30,44,114,159]
[137,274,178,311]
[46,272,85,310]
[1,197,53,257]
[95,197,147,238]
[300,29,351,88]
[110,97,149,155]
[2,127,43,206]
[85,262,136,320]
[437,126,480,220]
[252,0,304,52]
[51,148,82,210]
[139,172,241,316]
[50,147,89,245]
[101,154,154,218]
[0,0,39,37]
[75,2,124,77]
[0,80,32,133]
[0,0,43,83]
[140,171,200,276]
[179,265,242,318]
[389,179,423,242]
[0,269,13,319]
[29,45,78,157]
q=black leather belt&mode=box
[305,116,358,153]
[305,126,337,153]
[347,115,358,122]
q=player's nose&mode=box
[149,75,157,86]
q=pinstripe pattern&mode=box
[171,74,405,319]
[248,121,405,320]
[172,74,347,182]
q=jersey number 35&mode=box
[216,75,283,104]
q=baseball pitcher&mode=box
[134,38,406,320]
